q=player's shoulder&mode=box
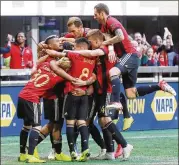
[99,45,109,55]
[64,33,75,38]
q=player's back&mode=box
[19,62,64,103]
[65,52,96,93]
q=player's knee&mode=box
[32,125,41,131]
[77,120,86,126]
[109,67,121,77]
[23,125,32,130]
[66,120,75,125]
[99,117,112,127]
[125,88,137,99]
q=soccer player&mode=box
[67,29,133,160]
[45,37,96,161]
[17,36,77,163]
[93,3,176,111]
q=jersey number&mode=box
[30,69,50,87]
[79,68,89,80]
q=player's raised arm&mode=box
[66,49,105,57]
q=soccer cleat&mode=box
[33,147,40,159]
[115,144,123,158]
[92,152,115,160]
[159,80,176,96]
[79,149,90,162]
[48,148,56,160]
[122,144,133,160]
[123,116,134,131]
[90,149,106,160]
[70,151,78,161]
[106,102,123,111]
[18,153,27,162]
[26,155,46,163]
[55,152,71,161]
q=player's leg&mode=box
[88,95,106,151]
[53,96,71,161]
[64,93,78,160]
[17,97,32,162]
[100,117,133,160]
[22,100,46,163]
[76,95,90,162]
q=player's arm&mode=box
[45,49,67,58]
[59,37,75,44]
[102,29,124,45]
[72,73,96,86]
[65,49,105,57]
[50,60,75,82]
[36,55,49,65]
[72,85,94,96]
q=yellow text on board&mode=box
[0,95,16,127]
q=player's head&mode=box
[134,32,142,44]
[86,29,104,49]
[94,3,109,24]
[44,35,60,51]
[74,37,90,50]
[67,17,83,38]
[56,57,71,71]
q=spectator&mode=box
[151,34,163,53]
[145,47,159,66]
[0,34,13,54]
[3,31,33,69]
[3,31,33,80]
[156,28,174,66]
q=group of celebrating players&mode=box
[16,3,176,163]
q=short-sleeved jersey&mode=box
[64,28,90,38]
[101,16,137,57]
[96,46,115,94]
[19,62,64,103]
[64,52,96,93]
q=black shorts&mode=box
[17,97,41,126]
[115,53,139,89]
[64,93,89,120]
[43,97,64,123]
[92,93,111,119]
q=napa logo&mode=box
[151,91,177,121]
[0,95,16,127]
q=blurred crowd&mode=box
[0,27,178,73]
[130,27,179,67]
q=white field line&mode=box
[1,134,178,146]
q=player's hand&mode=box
[108,50,116,63]
[45,49,58,57]
[72,78,87,86]
[72,88,85,96]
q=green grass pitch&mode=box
[1,129,178,165]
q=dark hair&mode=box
[14,31,28,47]
[44,35,58,44]
[63,42,73,50]
[151,35,161,46]
[94,3,109,15]
[75,37,90,49]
